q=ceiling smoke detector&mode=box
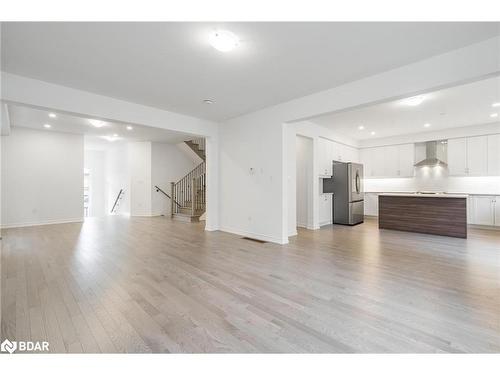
[203,99,215,105]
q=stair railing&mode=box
[171,161,206,217]
[154,185,182,208]
[190,138,205,151]
[110,189,124,213]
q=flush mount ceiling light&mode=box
[43,124,52,129]
[358,125,365,130]
[89,119,106,128]
[209,29,239,52]
[492,102,500,107]
[401,95,425,106]
[490,113,498,118]
[203,99,215,104]
[126,125,133,131]
[424,123,431,128]
[48,113,57,118]
[370,131,376,135]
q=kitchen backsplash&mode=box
[364,165,500,194]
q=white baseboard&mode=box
[1,217,84,229]
[219,226,288,245]
[468,224,500,231]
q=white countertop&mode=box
[378,193,468,198]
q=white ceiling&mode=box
[7,104,193,144]
[310,76,500,140]
[2,22,499,121]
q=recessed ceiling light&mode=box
[492,102,500,108]
[112,133,118,137]
[424,123,431,128]
[43,124,52,129]
[490,113,498,118]
[89,119,106,128]
[126,125,133,131]
[401,95,425,106]
[48,113,57,118]
[370,131,376,135]
[203,99,215,105]
[101,135,119,142]
[209,29,239,52]
[358,125,365,130]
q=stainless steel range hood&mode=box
[414,140,448,167]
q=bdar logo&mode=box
[1,339,17,354]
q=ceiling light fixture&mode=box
[112,133,118,137]
[370,131,376,135]
[401,95,425,106]
[490,113,498,118]
[209,29,239,52]
[126,125,133,131]
[48,113,57,118]
[424,123,431,128]
[203,99,215,104]
[358,125,365,130]
[89,119,106,128]
[492,102,500,108]
[43,124,52,129]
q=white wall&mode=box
[84,149,107,217]
[296,136,313,231]
[128,142,152,216]
[1,127,84,228]
[151,142,199,216]
[105,142,130,215]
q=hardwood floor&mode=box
[1,216,499,353]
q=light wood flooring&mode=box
[1,216,499,353]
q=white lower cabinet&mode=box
[319,194,332,226]
[364,193,379,216]
[469,195,499,226]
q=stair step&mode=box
[173,213,201,223]
[178,207,204,215]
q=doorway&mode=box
[296,135,314,231]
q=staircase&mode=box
[171,138,206,222]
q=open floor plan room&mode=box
[1,20,500,356]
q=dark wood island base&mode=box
[378,194,467,238]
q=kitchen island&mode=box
[378,193,468,238]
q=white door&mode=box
[467,136,488,176]
[470,196,495,225]
[488,135,500,176]
[319,194,332,226]
[448,138,467,176]
[397,144,415,177]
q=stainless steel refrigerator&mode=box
[323,162,364,225]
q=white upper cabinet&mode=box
[448,136,488,176]
[360,143,414,178]
[466,136,488,176]
[447,138,467,176]
[488,134,500,175]
[397,143,415,177]
[318,138,360,176]
[318,137,332,176]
